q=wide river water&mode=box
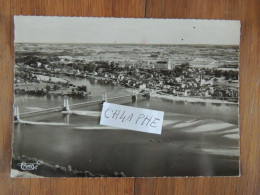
[13,76,239,177]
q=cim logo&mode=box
[17,161,41,171]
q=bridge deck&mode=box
[17,94,145,119]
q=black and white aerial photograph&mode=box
[11,16,240,177]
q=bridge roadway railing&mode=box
[18,94,144,119]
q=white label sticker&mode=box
[100,102,164,134]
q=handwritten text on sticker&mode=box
[100,102,164,134]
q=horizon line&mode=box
[14,42,239,47]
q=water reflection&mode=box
[64,114,70,124]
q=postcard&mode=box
[11,16,240,177]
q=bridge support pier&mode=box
[102,92,107,103]
[145,92,151,100]
[62,98,70,111]
[14,106,20,121]
[132,89,137,102]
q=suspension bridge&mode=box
[13,92,149,121]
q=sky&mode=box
[14,16,240,45]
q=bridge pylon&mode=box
[102,92,107,103]
[14,106,20,121]
[62,98,70,111]
[132,88,137,102]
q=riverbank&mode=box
[152,93,238,104]
[124,88,238,105]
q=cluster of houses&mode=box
[86,60,238,102]
[15,55,238,102]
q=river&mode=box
[12,76,239,177]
